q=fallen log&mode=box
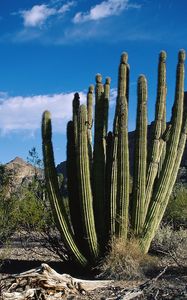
[0,263,113,299]
[0,263,168,300]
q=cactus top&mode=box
[178,49,186,62]
[89,85,94,93]
[105,77,111,84]
[96,73,102,83]
[42,111,52,140]
[73,93,80,109]
[121,52,128,64]
[74,92,80,100]
[159,50,167,62]
[138,74,147,83]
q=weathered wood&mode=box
[1,263,112,299]
[0,264,168,300]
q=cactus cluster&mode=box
[42,50,187,267]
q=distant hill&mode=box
[4,157,43,192]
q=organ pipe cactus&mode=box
[42,50,187,267]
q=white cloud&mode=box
[21,1,75,27]
[73,0,140,23]
[21,5,56,27]
[0,92,86,134]
[0,89,118,135]
[109,88,117,105]
[58,2,75,14]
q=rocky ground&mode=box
[0,240,187,300]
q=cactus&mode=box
[132,75,147,235]
[42,50,186,267]
[42,111,87,266]
[144,51,166,217]
[115,54,129,239]
[87,85,94,164]
[92,74,108,248]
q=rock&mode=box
[4,157,43,192]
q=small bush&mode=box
[0,165,17,245]
[152,225,187,267]
[164,184,187,228]
[98,238,157,280]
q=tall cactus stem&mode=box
[132,75,147,235]
[115,53,130,239]
[87,85,94,164]
[144,51,167,217]
[42,111,87,266]
[142,113,187,253]
[73,93,80,148]
[66,121,85,249]
[142,50,185,252]
[77,105,99,261]
[93,74,107,249]
[103,77,111,141]
[109,53,128,237]
[105,131,114,240]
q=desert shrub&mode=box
[98,238,157,280]
[0,164,18,245]
[152,225,187,267]
[164,184,187,228]
[15,188,51,231]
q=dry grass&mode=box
[152,225,187,267]
[98,238,157,280]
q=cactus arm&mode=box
[73,93,80,148]
[66,121,85,249]
[142,113,187,253]
[87,85,94,163]
[144,51,167,216]
[104,77,111,140]
[142,50,185,252]
[42,111,88,267]
[105,131,113,240]
[77,105,99,261]
[115,53,130,239]
[132,75,148,235]
[109,139,118,237]
[92,74,107,248]
[109,53,130,237]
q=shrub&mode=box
[164,184,187,228]
[152,225,187,267]
[98,238,157,280]
[0,165,17,245]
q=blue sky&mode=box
[0,0,187,165]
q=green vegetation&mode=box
[42,50,187,267]
[164,183,187,227]
[0,165,17,245]
[98,238,157,280]
[152,225,187,267]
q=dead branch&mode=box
[0,264,168,300]
[1,263,112,299]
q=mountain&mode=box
[4,139,187,194]
[4,157,43,192]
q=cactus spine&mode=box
[42,50,186,267]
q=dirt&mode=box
[0,242,187,299]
